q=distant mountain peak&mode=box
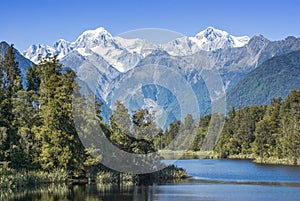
[23,26,252,63]
[252,34,268,40]
[162,26,250,55]
[195,26,229,40]
[247,34,270,53]
[74,26,115,49]
[194,26,250,49]
[78,27,112,38]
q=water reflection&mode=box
[11,181,298,201]
[3,160,300,201]
[3,183,160,201]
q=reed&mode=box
[0,168,68,190]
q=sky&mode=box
[1,0,300,51]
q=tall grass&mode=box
[96,171,134,185]
[0,168,68,190]
[96,164,188,185]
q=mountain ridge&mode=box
[227,50,300,109]
[23,26,250,64]
[13,26,300,124]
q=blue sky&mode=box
[1,0,299,51]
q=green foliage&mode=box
[109,101,159,154]
[34,57,85,173]
[0,44,25,168]
[0,168,68,189]
[280,90,300,164]
[215,91,300,165]
[0,49,188,188]
[109,100,132,152]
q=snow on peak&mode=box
[74,27,115,49]
[23,44,56,63]
[52,39,73,57]
[195,26,229,40]
[193,26,250,51]
[82,27,111,36]
[161,26,250,56]
[23,39,73,63]
[23,25,250,69]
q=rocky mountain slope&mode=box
[227,50,300,109]
[21,27,300,123]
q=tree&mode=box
[190,114,211,151]
[253,99,281,160]
[1,45,22,98]
[109,100,132,152]
[162,120,181,150]
[26,65,40,94]
[280,90,300,164]
[131,108,159,154]
[11,90,41,168]
[35,57,85,173]
[0,44,24,168]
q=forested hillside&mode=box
[0,45,186,189]
[227,50,300,109]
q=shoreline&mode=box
[0,164,188,191]
[159,150,300,166]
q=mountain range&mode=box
[226,50,300,109]
[2,26,300,125]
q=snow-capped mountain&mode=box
[23,44,56,63]
[52,39,73,57]
[23,26,249,66]
[195,26,249,49]
[161,26,250,56]
[19,26,300,125]
[23,39,73,63]
[23,27,157,72]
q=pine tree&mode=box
[162,120,181,150]
[191,114,211,151]
[177,114,196,150]
[252,99,281,160]
[0,44,24,168]
[280,90,300,164]
[131,109,158,154]
[1,45,22,98]
[12,90,41,168]
[35,57,85,173]
[26,65,40,94]
[109,100,132,152]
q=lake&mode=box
[6,159,300,201]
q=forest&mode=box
[154,90,300,165]
[0,45,186,189]
[1,44,300,191]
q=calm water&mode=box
[6,160,300,201]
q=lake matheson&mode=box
[1,1,300,200]
[4,160,300,201]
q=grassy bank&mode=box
[253,157,300,166]
[208,151,300,166]
[159,150,300,166]
[158,150,212,160]
[0,164,188,192]
[0,168,68,189]
[95,165,188,185]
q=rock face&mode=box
[22,27,300,124]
